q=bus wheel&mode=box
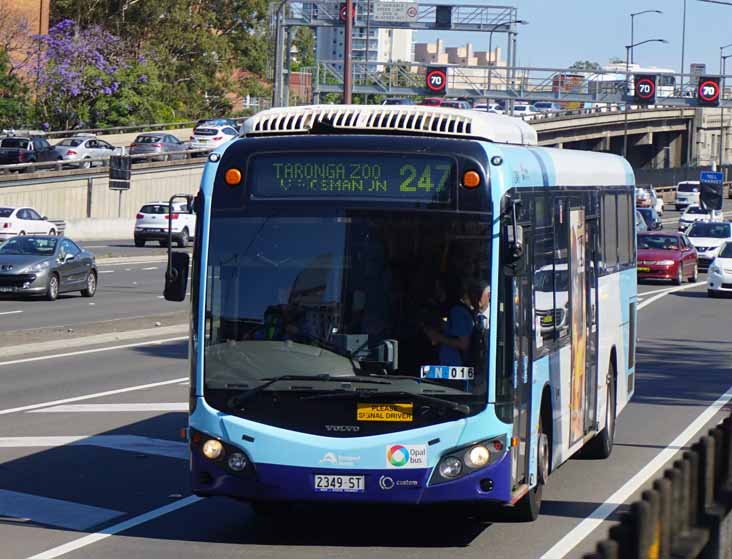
[511,419,548,522]
[583,362,616,459]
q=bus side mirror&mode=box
[506,200,524,260]
[700,182,723,211]
[164,252,190,301]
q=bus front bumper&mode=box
[190,451,513,505]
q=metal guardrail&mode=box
[0,148,211,178]
[583,412,732,559]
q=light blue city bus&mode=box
[164,104,637,520]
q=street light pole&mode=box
[486,20,526,96]
[630,10,663,65]
[719,48,732,167]
[271,0,289,107]
[343,0,354,104]
[680,0,687,92]
[623,38,669,160]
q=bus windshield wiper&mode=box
[300,390,471,415]
[227,374,391,407]
[375,374,455,388]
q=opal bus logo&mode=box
[387,445,409,467]
[386,444,427,469]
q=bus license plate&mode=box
[314,474,365,493]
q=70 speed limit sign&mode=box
[697,76,721,107]
[634,74,656,105]
[425,66,447,95]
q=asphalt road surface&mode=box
[1,276,730,559]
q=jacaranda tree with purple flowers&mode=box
[30,20,171,129]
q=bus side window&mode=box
[601,194,619,271]
[554,198,570,345]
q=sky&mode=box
[416,0,732,73]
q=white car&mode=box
[678,205,723,231]
[534,263,569,339]
[473,103,504,114]
[0,206,58,240]
[53,134,120,168]
[707,241,732,297]
[686,221,732,269]
[189,125,239,152]
[511,104,540,120]
[134,201,196,247]
[675,181,700,211]
[636,186,664,215]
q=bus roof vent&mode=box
[243,105,537,146]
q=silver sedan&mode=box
[54,135,120,168]
[0,236,97,301]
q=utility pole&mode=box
[343,0,354,103]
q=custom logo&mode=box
[324,425,360,433]
[386,444,427,469]
[379,475,395,490]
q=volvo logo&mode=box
[324,425,360,433]
[378,475,395,490]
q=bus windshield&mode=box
[203,207,492,422]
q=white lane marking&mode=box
[24,495,203,559]
[98,270,114,274]
[0,490,124,531]
[0,310,23,316]
[29,403,187,413]
[639,282,706,298]
[0,336,186,371]
[637,281,705,310]
[0,375,187,416]
[0,435,187,460]
[542,383,732,559]
[142,267,158,271]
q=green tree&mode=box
[0,50,28,126]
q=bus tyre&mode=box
[583,364,616,459]
[511,418,548,522]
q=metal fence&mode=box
[583,412,732,559]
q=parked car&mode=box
[532,101,562,113]
[134,200,196,247]
[637,207,663,230]
[0,235,97,300]
[0,207,58,240]
[511,104,541,120]
[381,98,415,105]
[189,125,239,152]
[129,133,187,162]
[196,118,238,128]
[675,181,700,211]
[440,99,472,109]
[635,209,648,233]
[707,241,732,297]
[685,221,732,269]
[678,205,723,231]
[0,134,60,168]
[637,231,698,285]
[420,97,443,107]
[53,134,119,168]
[473,103,504,114]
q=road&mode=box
[0,266,730,558]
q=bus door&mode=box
[567,205,597,443]
[584,204,600,434]
[510,232,533,488]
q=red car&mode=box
[637,232,698,284]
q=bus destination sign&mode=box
[248,153,454,203]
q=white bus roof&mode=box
[243,104,538,146]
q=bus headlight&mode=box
[438,456,463,479]
[431,435,507,485]
[202,439,224,460]
[227,452,248,472]
[465,445,491,468]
